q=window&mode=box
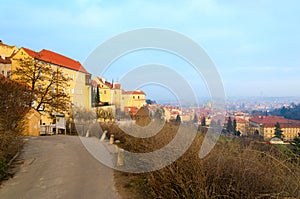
[1,70,4,75]
[61,72,64,78]
[38,67,42,77]
[52,86,56,94]
[104,90,106,94]
[7,70,11,78]
[133,96,135,99]
[138,96,140,99]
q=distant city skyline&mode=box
[1,1,300,100]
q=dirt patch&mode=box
[114,171,150,199]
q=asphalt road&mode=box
[0,135,121,199]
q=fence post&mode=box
[117,148,124,166]
[109,134,114,144]
[100,130,107,141]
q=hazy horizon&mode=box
[1,1,300,99]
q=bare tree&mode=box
[0,75,33,170]
[12,57,71,117]
[0,75,32,132]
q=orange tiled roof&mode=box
[235,118,248,123]
[22,48,89,74]
[250,116,300,128]
[122,90,146,95]
[97,77,113,88]
[0,56,11,64]
[113,83,121,89]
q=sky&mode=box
[1,0,300,101]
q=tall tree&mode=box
[175,114,181,125]
[12,57,71,116]
[290,133,300,156]
[193,114,198,124]
[274,122,284,139]
[95,86,100,106]
[226,117,234,133]
[0,75,33,132]
[0,75,33,166]
[233,119,237,135]
[201,116,206,126]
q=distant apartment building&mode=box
[235,118,249,136]
[122,90,146,113]
[249,116,300,140]
[92,77,146,114]
[92,77,122,109]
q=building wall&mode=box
[236,122,249,135]
[93,78,111,104]
[123,92,146,110]
[68,70,91,109]
[111,88,122,109]
[24,108,41,136]
[258,125,300,141]
[11,48,91,124]
[0,43,18,57]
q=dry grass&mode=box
[101,122,300,199]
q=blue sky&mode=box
[1,0,300,100]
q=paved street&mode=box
[0,136,121,199]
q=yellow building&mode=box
[0,42,18,77]
[93,77,113,106]
[0,55,11,78]
[235,118,249,136]
[92,77,146,113]
[0,41,18,57]
[122,90,146,112]
[249,116,300,141]
[11,47,91,124]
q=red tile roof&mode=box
[250,116,300,128]
[22,47,39,58]
[0,56,11,64]
[124,106,139,114]
[113,83,121,89]
[122,90,146,95]
[22,48,89,74]
[235,118,248,123]
[250,116,286,124]
[97,77,113,88]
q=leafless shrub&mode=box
[106,120,300,198]
[0,76,32,180]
